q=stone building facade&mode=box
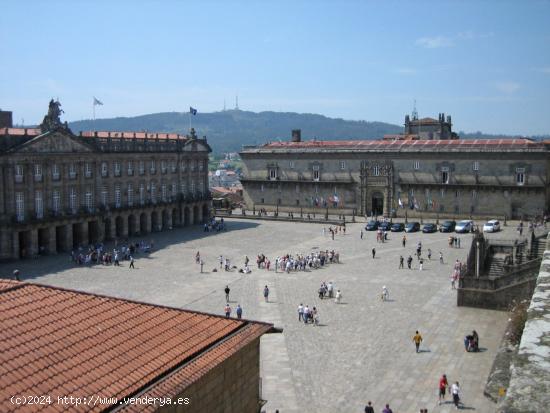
[240,124,550,220]
[0,102,211,260]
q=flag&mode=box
[93,97,103,106]
[189,107,197,115]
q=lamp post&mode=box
[476,240,480,278]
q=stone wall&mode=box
[158,338,262,413]
[497,234,550,412]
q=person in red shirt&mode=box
[438,374,449,405]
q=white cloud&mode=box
[537,66,550,74]
[415,36,453,49]
[495,82,520,94]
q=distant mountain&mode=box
[69,110,403,154]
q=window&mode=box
[296,199,300,205]
[199,160,204,172]
[85,188,93,212]
[150,160,156,174]
[181,160,187,172]
[127,161,134,176]
[413,161,420,170]
[473,161,479,171]
[84,162,92,178]
[161,184,167,201]
[440,189,446,198]
[193,160,199,172]
[101,186,108,206]
[69,188,77,213]
[313,170,320,180]
[101,162,108,177]
[139,183,145,205]
[52,190,61,213]
[441,171,449,184]
[150,183,156,203]
[277,184,282,193]
[472,190,477,199]
[114,185,121,207]
[35,191,43,219]
[373,165,380,176]
[260,184,264,192]
[138,161,145,175]
[295,184,300,193]
[269,169,277,180]
[127,184,133,206]
[69,164,77,179]
[190,180,195,194]
[260,198,265,204]
[15,192,24,222]
[180,182,186,195]
[516,168,525,186]
[15,165,24,183]
[114,162,121,176]
[289,160,295,169]
[455,190,460,198]
[171,161,177,173]
[340,161,346,170]
[52,164,60,180]
[171,182,177,198]
[34,164,43,182]
[161,160,167,174]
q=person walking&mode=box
[303,305,310,324]
[219,255,223,269]
[361,230,364,240]
[407,255,413,269]
[224,304,231,318]
[236,304,243,319]
[399,255,404,269]
[263,285,270,302]
[298,303,304,321]
[381,285,389,301]
[412,330,423,353]
[428,248,432,260]
[382,404,393,413]
[419,258,424,271]
[438,374,449,405]
[372,247,376,259]
[335,289,342,304]
[364,401,374,413]
[224,285,230,302]
[457,237,461,248]
[200,259,204,273]
[439,251,444,264]
[451,381,461,409]
[129,255,135,269]
[402,235,407,248]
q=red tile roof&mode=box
[0,281,272,412]
[0,127,40,136]
[80,131,187,141]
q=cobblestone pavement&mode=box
[1,219,515,413]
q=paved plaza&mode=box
[0,219,512,413]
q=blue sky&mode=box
[1,0,549,135]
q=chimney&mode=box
[291,129,301,142]
[0,110,13,128]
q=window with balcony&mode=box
[161,160,167,174]
[441,167,449,184]
[34,164,43,182]
[84,162,92,178]
[372,165,380,176]
[139,161,145,175]
[114,185,121,207]
[190,180,195,195]
[340,161,346,170]
[150,183,156,203]
[289,160,295,169]
[101,186,108,207]
[127,184,133,206]
[69,188,77,213]
[114,162,121,177]
[150,160,156,174]
[101,162,108,177]
[269,168,277,180]
[15,192,24,222]
[52,164,60,180]
[181,160,187,172]
[85,189,93,212]
[313,170,320,181]
[161,184,167,201]
[52,190,61,214]
[473,161,479,171]
[171,183,177,198]
[139,184,145,205]
[69,164,77,179]
[15,165,24,183]
[35,191,44,219]
[413,161,420,170]
[127,161,134,176]
[199,160,204,172]
[171,161,177,173]
[516,171,525,185]
[180,182,186,196]
[260,184,264,192]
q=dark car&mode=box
[365,220,379,231]
[405,222,420,233]
[439,220,456,232]
[391,223,405,232]
[379,221,392,231]
[422,223,437,233]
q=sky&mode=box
[1,0,550,135]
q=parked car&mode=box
[405,222,420,233]
[365,220,379,231]
[483,220,501,233]
[439,220,456,232]
[455,220,474,233]
[379,221,392,231]
[391,223,405,232]
[422,223,437,233]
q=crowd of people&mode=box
[70,240,153,267]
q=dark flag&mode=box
[189,107,197,115]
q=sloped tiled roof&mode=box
[0,281,272,412]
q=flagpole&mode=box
[93,99,95,122]
[189,111,192,132]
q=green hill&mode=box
[69,110,403,154]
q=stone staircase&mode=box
[487,253,507,277]
[532,237,547,259]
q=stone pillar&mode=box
[0,230,11,260]
[105,219,115,241]
[64,224,74,251]
[47,227,57,254]
[80,221,89,246]
[189,207,194,227]
[12,231,20,259]
[166,213,173,230]
[96,220,105,243]
[29,229,39,257]
[121,215,129,238]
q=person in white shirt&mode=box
[451,381,461,409]
[303,305,310,324]
[335,289,342,304]
[297,304,304,321]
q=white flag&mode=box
[93,97,103,106]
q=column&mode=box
[29,229,39,257]
[96,220,105,243]
[166,213,173,230]
[80,221,89,246]
[0,230,11,260]
[188,207,194,227]
[121,215,129,238]
[64,224,74,251]
[47,227,57,254]
[105,219,115,241]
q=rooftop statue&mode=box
[40,99,71,133]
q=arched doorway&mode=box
[128,215,137,236]
[115,216,124,238]
[162,210,170,230]
[151,211,160,232]
[184,207,190,227]
[371,191,384,216]
[140,213,148,234]
[193,206,199,225]
[202,204,209,223]
[104,218,112,241]
[172,208,178,227]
